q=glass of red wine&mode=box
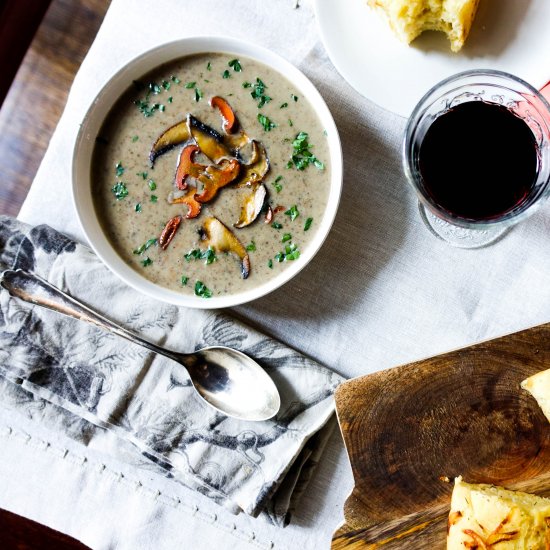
[404,70,550,248]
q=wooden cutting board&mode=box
[332,323,550,549]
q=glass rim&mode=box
[403,69,550,229]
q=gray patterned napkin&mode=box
[0,216,343,526]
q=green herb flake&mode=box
[204,79,210,83]
[222,70,231,79]
[131,135,139,142]
[228,59,242,72]
[274,252,284,263]
[141,257,153,267]
[171,75,181,84]
[271,222,283,230]
[185,81,196,89]
[135,203,142,213]
[148,82,161,95]
[258,113,276,132]
[206,61,212,71]
[291,94,299,102]
[134,99,161,118]
[304,217,313,231]
[287,131,325,171]
[181,275,189,286]
[111,182,128,200]
[150,195,158,203]
[137,171,148,180]
[133,238,157,255]
[195,88,203,102]
[195,281,213,298]
[185,247,217,265]
[242,81,252,88]
[280,102,288,109]
[251,78,271,108]
[168,96,173,103]
[246,241,257,252]
[273,175,283,193]
[288,119,294,127]
[159,104,165,112]
[162,80,171,90]
[115,162,125,177]
[282,233,292,243]
[285,204,300,221]
[148,179,157,191]
[268,259,273,269]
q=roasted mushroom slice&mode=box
[175,144,204,190]
[159,215,182,250]
[187,115,231,163]
[210,96,237,134]
[202,217,250,279]
[149,120,190,166]
[168,186,202,219]
[236,141,270,187]
[234,184,267,228]
[194,159,240,203]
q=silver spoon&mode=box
[0,269,280,421]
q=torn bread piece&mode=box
[368,0,480,52]
[521,369,550,423]
[447,477,550,549]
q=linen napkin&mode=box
[0,215,344,526]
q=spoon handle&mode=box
[0,269,181,363]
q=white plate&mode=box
[314,0,550,117]
[72,37,342,309]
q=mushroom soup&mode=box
[93,53,330,299]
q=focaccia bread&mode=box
[521,369,550,423]
[368,0,480,52]
[447,477,550,549]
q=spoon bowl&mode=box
[0,269,281,421]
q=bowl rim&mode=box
[72,35,343,309]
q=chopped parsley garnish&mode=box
[206,62,212,71]
[135,203,142,213]
[291,94,299,102]
[131,135,139,142]
[273,175,283,193]
[242,81,252,88]
[287,131,325,171]
[251,78,271,108]
[282,233,292,243]
[274,252,284,263]
[137,171,148,179]
[268,259,273,269]
[181,275,189,286]
[258,113,276,132]
[228,59,242,72]
[274,243,301,263]
[246,241,256,252]
[184,246,217,265]
[185,81,196,89]
[304,217,313,231]
[162,80,171,90]
[115,162,125,177]
[141,257,153,267]
[147,179,157,191]
[271,222,283,230]
[111,182,128,200]
[280,102,288,109]
[195,281,212,298]
[168,96,173,103]
[133,238,157,255]
[171,75,181,83]
[134,99,161,117]
[159,104,165,112]
[288,119,293,127]
[148,82,162,95]
[285,204,300,221]
[222,70,231,79]
[195,88,203,102]
[150,195,158,203]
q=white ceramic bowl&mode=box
[72,36,342,309]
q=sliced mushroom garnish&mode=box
[236,141,270,187]
[175,144,203,190]
[187,115,231,163]
[149,120,190,166]
[159,215,182,250]
[202,217,250,279]
[234,184,266,228]
[194,159,241,203]
[168,187,202,219]
[210,96,237,134]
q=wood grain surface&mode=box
[332,323,550,549]
[0,0,109,547]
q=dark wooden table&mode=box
[0,1,110,547]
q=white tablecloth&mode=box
[2,0,550,548]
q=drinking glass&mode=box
[403,70,550,248]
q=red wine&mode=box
[418,101,539,220]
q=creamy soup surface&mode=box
[93,53,331,298]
